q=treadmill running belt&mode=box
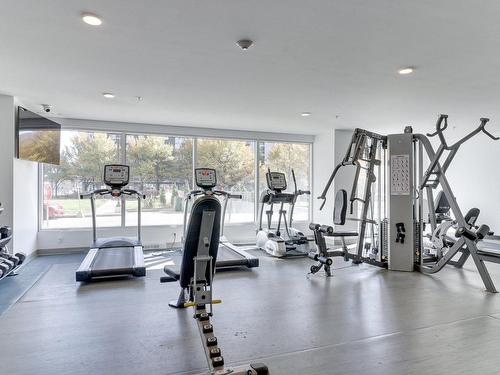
[217,245,245,261]
[92,247,135,270]
[216,244,258,268]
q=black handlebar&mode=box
[479,118,499,140]
[427,114,499,150]
[123,189,146,199]
[426,114,449,138]
[187,189,242,200]
[80,188,144,199]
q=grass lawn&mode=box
[50,199,108,215]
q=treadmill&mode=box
[183,168,259,270]
[76,164,146,282]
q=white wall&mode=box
[445,135,500,232]
[0,95,14,231]
[333,129,359,232]
[311,130,335,224]
[0,95,38,256]
[13,158,38,256]
[37,222,264,252]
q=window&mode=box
[258,142,311,222]
[41,130,122,229]
[125,135,193,226]
[197,139,256,223]
[40,129,312,230]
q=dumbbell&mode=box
[0,252,20,267]
[15,252,26,265]
[0,258,13,275]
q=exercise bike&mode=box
[161,168,269,375]
[256,169,314,257]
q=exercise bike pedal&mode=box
[212,356,224,367]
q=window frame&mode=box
[38,127,313,231]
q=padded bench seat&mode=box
[327,231,359,237]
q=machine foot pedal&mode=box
[212,356,224,367]
[197,312,210,321]
[202,324,213,333]
[209,348,221,358]
[207,336,218,346]
[250,363,270,375]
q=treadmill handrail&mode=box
[80,189,109,199]
[123,189,146,199]
[182,188,243,240]
[80,188,144,243]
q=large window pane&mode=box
[197,139,255,223]
[125,135,193,226]
[41,130,122,229]
[258,142,311,222]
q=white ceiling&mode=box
[2,1,500,135]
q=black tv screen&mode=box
[16,106,61,165]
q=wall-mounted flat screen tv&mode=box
[16,106,61,165]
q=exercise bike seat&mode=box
[309,223,358,237]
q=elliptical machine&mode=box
[161,168,269,375]
[256,169,314,257]
[0,203,26,281]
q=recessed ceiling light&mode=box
[82,13,102,26]
[398,67,414,75]
[301,112,311,117]
[102,92,115,98]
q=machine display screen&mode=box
[267,172,287,190]
[195,168,217,188]
[104,164,130,187]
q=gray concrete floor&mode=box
[3,252,500,374]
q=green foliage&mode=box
[65,132,120,190]
[126,135,174,191]
[174,196,184,211]
[260,143,310,190]
[44,131,310,207]
[159,188,167,206]
[144,197,154,209]
[19,130,60,164]
[197,139,254,189]
[165,139,193,188]
[43,132,120,195]
[171,184,179,206]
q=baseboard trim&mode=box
[37,247,87,256]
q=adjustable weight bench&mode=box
[308,189,359,276]
[161,191,269,375]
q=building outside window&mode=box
[41,130,312,230]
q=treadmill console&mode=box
[104,164,130,189]
[267,172,287,192]
[195,168,217,189]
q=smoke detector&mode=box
[236,39,254,50]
